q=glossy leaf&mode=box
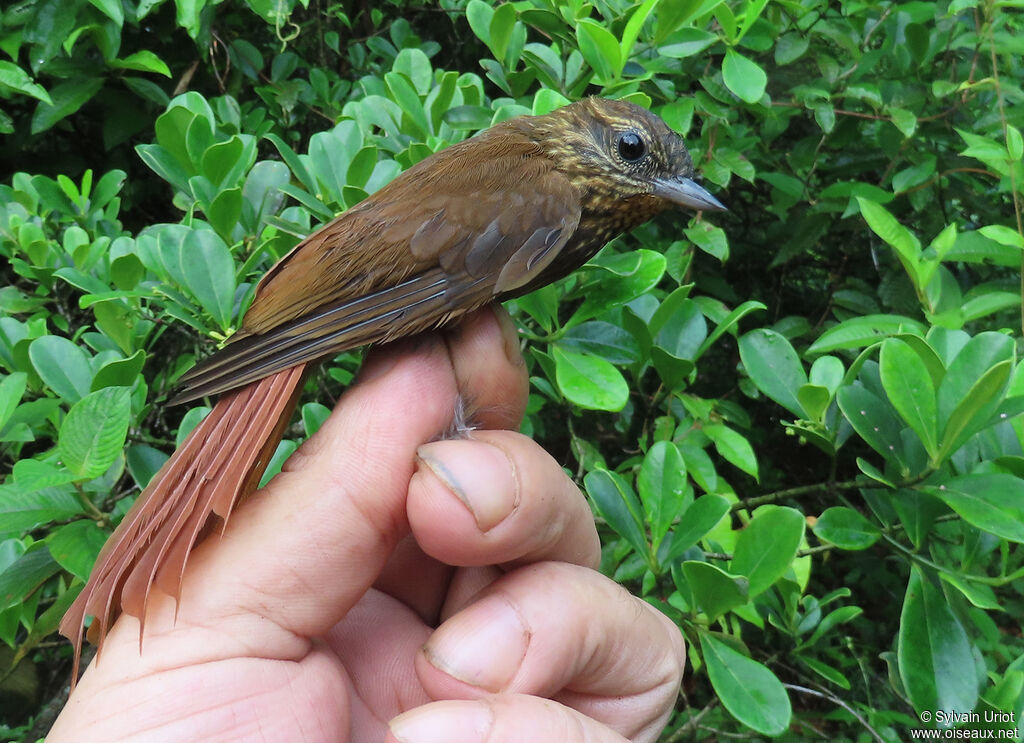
[813,507,881,550]
[701,633,792,736]
[584,469,647,557]
[58,387,130,480]
[808,315,926,354]
[880,338,938,457]
[48,520,108,581]
[722,50,767,103]
[739,328,806,418]
[552,347,629,411]
[924,474,1024,543]
[638,441,686,546]
[29,335,92,403]
[731,506,805,597]
[180,230,236,331]
[682,562,748,621]
[0,547,60,611]
[898,566,978,719]
[837,385,909,472]
[667,495,731,561]
[703,423,758,480]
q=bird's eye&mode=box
[616,131,647,162]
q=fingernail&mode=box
[390,701,493,743]
[421,593,529,691]
[490,305,524,367]
[416,440,519,532]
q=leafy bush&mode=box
[2,0,1024,740]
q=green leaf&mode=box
[924,474,1024,543]
[620,0,660,61]
[857,198,922,286]
[465,0,493,44]
[939,573,1002,611]
[29,335,93,403]
[0,373,27,430]
[0,547,60,611]
[48,520,108,581]
[898,566,978,719]
[939,360,1012,460]
[570,250,665,326]
[58,387,131,480]
[979,224,1024,249]
[837,385,909,472]
[799,656,850,689]
[739,328,806,418]
[301,401,331,437]
[667,495,730,561]
[701,633,792,735]
[1006,125,1023,162]
[31,77,104,134]
[180,230,236,331]
[703,423,758,480]
[552,347,629,411]
[92,350,146,391]
[638,441,686,546]
[87,0,124,24]
[880,339,938,457]
[806,605,864,647]
[722,50,767,104]
[812,507,881,550]
[576,19,621,80]
[653,297,706,362]
[584,469,647,557]
[109,50,171,76]
[685,222,729,261]
[808,314,926,354]
[127,443,168,489]
[0,61,52,104]
[201,137,244,189]
[888,107,917,138]
[13,459,77,490]
[393,48,432,95]
[488,2,517,65]
[560,322,641,364]
[0,486,82,532]
[682,562,748,621]
[731,506,805,596]
[206,188,243,244]
[385,71,430,138]
[796,384,831,422]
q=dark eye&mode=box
[616,131,646,162]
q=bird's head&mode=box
[525,97,726,214]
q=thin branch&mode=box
[784,683,887,743]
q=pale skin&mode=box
[49,307,686,743]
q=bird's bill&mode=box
[653,176,727,212]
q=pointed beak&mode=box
[653,176,727,212]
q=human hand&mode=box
[49,307,685,743]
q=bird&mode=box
[59,96,725,685]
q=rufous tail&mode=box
[59,363,308,688]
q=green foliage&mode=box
[2,0,1024,740]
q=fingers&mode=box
[388,695,631,743]
[415,563,685,743]
[138,306,529,658]
[445,306,529,431]
[372,429,601,619]
[410,431,601,568]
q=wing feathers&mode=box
[171,270,458,404]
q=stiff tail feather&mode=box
[59,363,308,688]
